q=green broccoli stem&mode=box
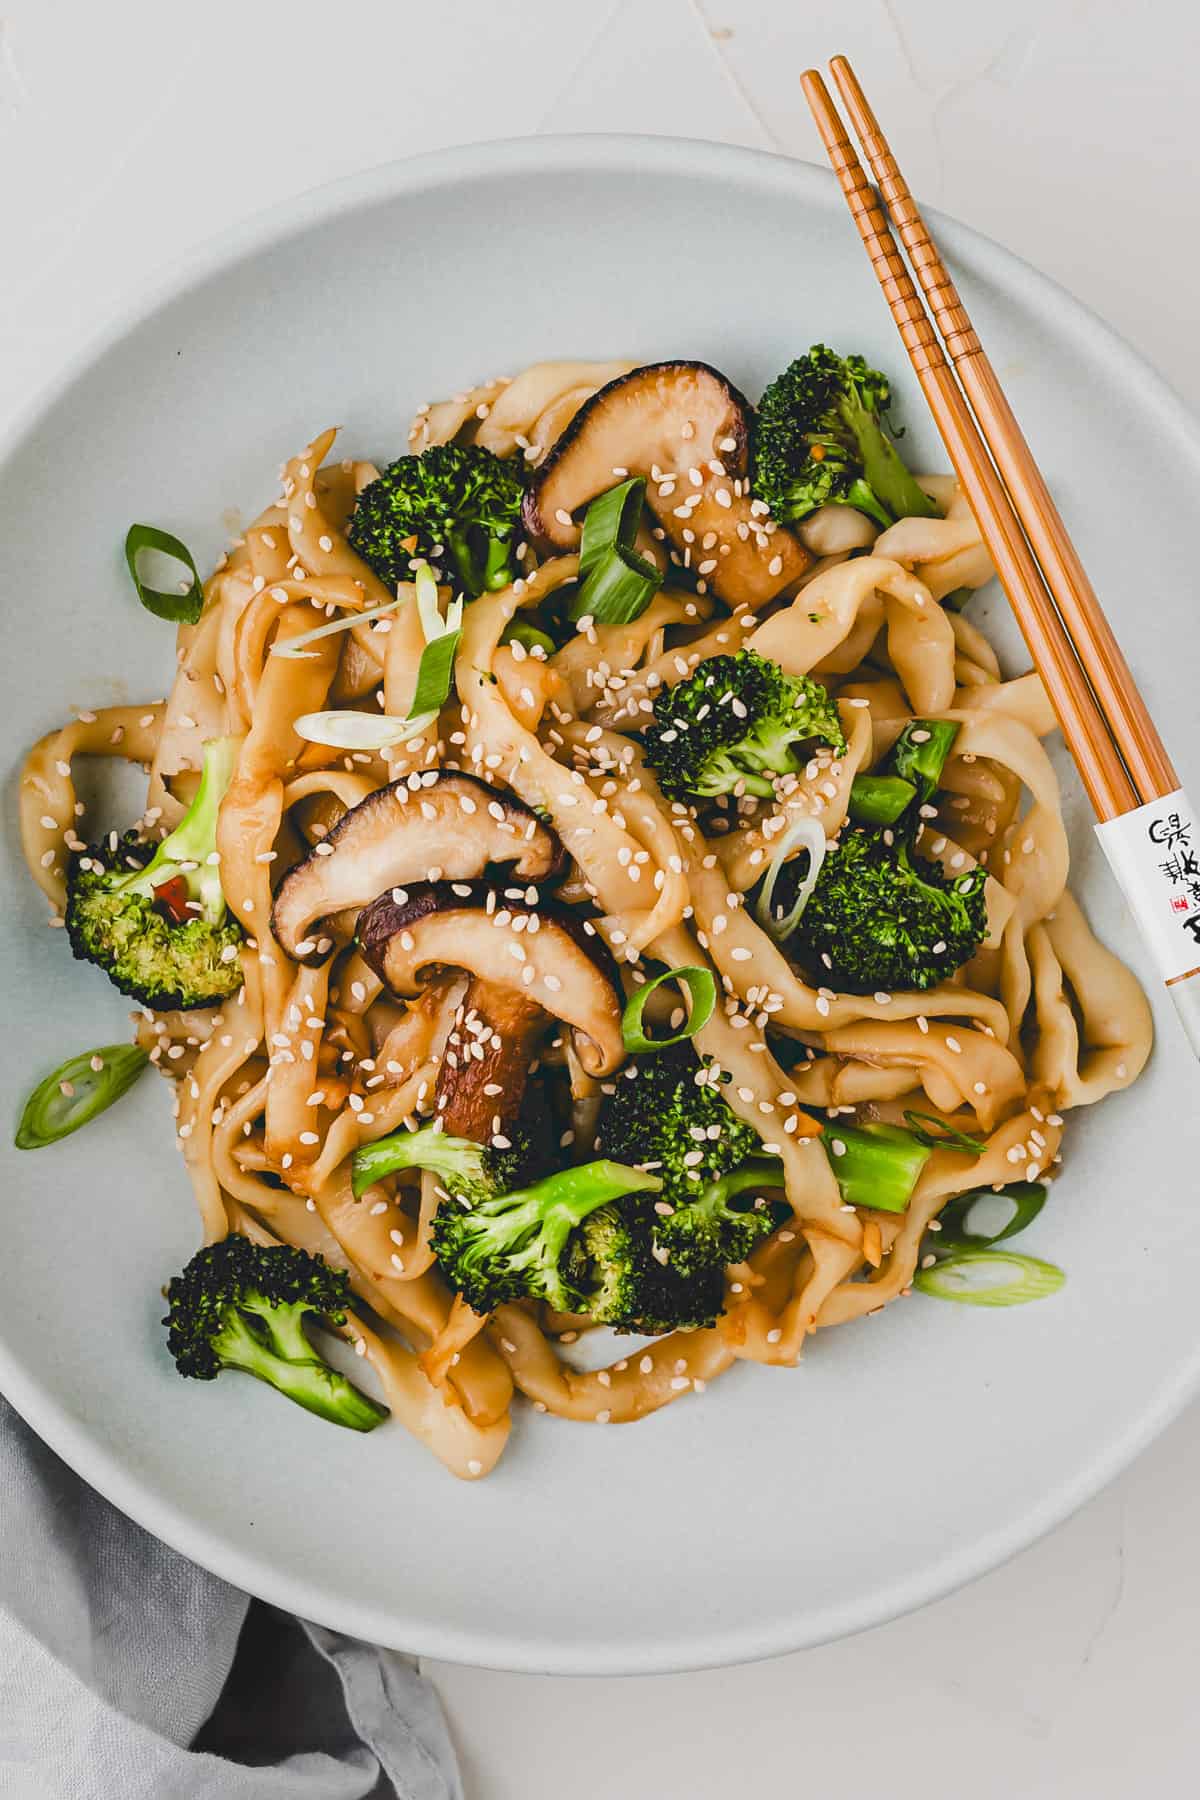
[890,719,960,809]
[848,719,961,827]
[210,1309,387,1432]
[482,533,517,591]
[706,1131,928,1219]
[825,1121,932,1214]
[847,774,918,826]
[117,736,240,924]
[499,1161,663,1267]
[502,618,556,656]
[703,753,778,800]
[841,475,894,530]
[444,527,483,598]
[700,1160,787,1208]
[352,1124,485,1198]
[840,389,937,523]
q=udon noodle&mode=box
[19,358,1153,1478]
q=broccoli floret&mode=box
[654,1161,785,1281]
[567,1199,726,1334]
[65,737,244,1011]
[753,345,936,530]
[642,649,846,801]
[430,1159,662,1316]
[163,1236,387,1432]
[350,1119,545,1201]
[595,1044,777,1277]
[596,1044,762,1193]
[347,442,527,597]
[792,827,988,994]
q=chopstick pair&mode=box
[801,56,1199,1059]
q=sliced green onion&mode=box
[941,587,973,613]
[914,1249,1065,1306]
[272,592,407,658]
[124,524,204,625]
[579,477,647,580]
[847,774,917,826]
[903,1109,986,1155]
[15,1045,150,1150]
[501,618,556,657]
[933,1181,1048,1253]
[406,560,464,717]
[754,817,827,942]
[411,631,463,716]
[293,709,438,751]
[621,965,716,1054]
[568,543,662,626]
[824,1120,931,1214]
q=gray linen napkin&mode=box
[0,1397,463,1800]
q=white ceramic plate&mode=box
[2,136,1198,1675]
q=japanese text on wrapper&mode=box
[1149,809,1200,944]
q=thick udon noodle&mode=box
[19,360,1153,1478]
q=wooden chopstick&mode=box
[802,59,1200,1059]
[799,66,1138,821]
[827,54,1178,807]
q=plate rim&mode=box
[3,130,1199,1674]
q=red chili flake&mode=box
[153,876,191,925]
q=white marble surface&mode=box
[3,1,1198,1792]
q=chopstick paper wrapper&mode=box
[1096,789,1200,1053]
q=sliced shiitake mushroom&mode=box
[271,772,564,963]
[433,977,550,1142]
[358,881,626,1103]
[523,361,810,606]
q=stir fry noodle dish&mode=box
[17,349,1152,1478]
